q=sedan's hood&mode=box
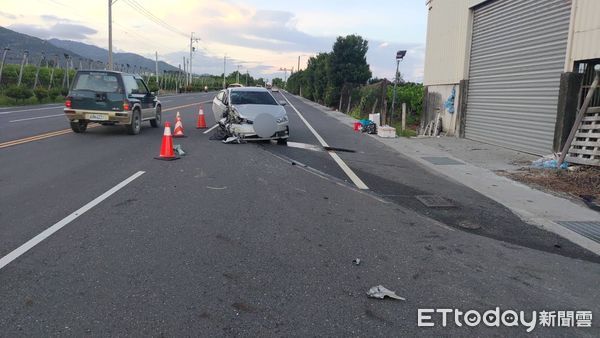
[232,104,286,121]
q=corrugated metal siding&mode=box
[464,0,571,154]
[423,0,472,86]
[569,0,600,63]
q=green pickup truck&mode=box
[64,70,162,135]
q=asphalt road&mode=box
[0,91,598,336]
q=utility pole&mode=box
[223,55,226,89]
[155,51,159,83]
[186,58,190,86]
[0,47,10,86]
[183,56,186,78]
[298,55,300,73]
[245,70,248,86]
[189,32,200,86]
[17,50,28,86]
[390,50,406,124]
[236,65,240,83]
[177,63,181,93]
[279,67,289,88]
[108,0,114,70]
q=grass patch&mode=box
[390,120,417,137]
[0,95,65,107]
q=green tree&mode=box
[327,35,372,106]
[272,77,284,88]
[33,87,48,102]
[5,85,33,102]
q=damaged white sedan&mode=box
[212,87,290,144]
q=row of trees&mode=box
[285,34,424,132]
[0,63,273,104]
[286,35,372,108]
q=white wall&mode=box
[425,84,461,136]
[423,0,470,86]
[565,0,600,69]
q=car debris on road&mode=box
[366,285,406,301]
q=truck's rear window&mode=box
[73,73,121,93]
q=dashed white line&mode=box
[9,114,64,123]
[0,171,145,271]
[0,105,63,116]
[279,91,369,190]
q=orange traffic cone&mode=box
[173,111,186,138]
[155,122,179,161]
[196,106,207,129]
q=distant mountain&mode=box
[0,26,179,73]
[48,39,179,73]
[0,26,85,65]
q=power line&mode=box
[112,22,163,51]
[121,0,188,38]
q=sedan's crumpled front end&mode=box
[224,105,289,140]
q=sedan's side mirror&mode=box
[279,100,287,106]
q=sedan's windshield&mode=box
[230,91,277,105]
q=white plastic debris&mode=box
[353,258,361,265]
[223,136,240,144]
[173,144,186,156]
[366,285,406,301]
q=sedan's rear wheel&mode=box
[70,120,88,133]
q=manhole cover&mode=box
[421,156,465,165]
[458,220,481,230]
[415,195,455,208]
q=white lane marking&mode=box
[0,171,145,271]
[203,124,219,134]
[0,105,63,116]
[9,114,64,123]
[162,100,172,103]
[279,92,369,190]
[286,141,323,152]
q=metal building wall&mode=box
[464,0,571,155]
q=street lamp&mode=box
[390,50,406,124]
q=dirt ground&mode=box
[505,165,600,209]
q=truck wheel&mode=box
[126,109,141,135]
[150,105,161,128]
[70,120,88,133]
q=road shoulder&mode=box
[288,92,600,256]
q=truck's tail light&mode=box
[65,97,72,108]
[123,100,130,111]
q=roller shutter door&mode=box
[465,0,571,154]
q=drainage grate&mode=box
[415,195,456,208]
[421,156,465,165]
[556,221,600,243]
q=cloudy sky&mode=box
[0,0,427,82]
